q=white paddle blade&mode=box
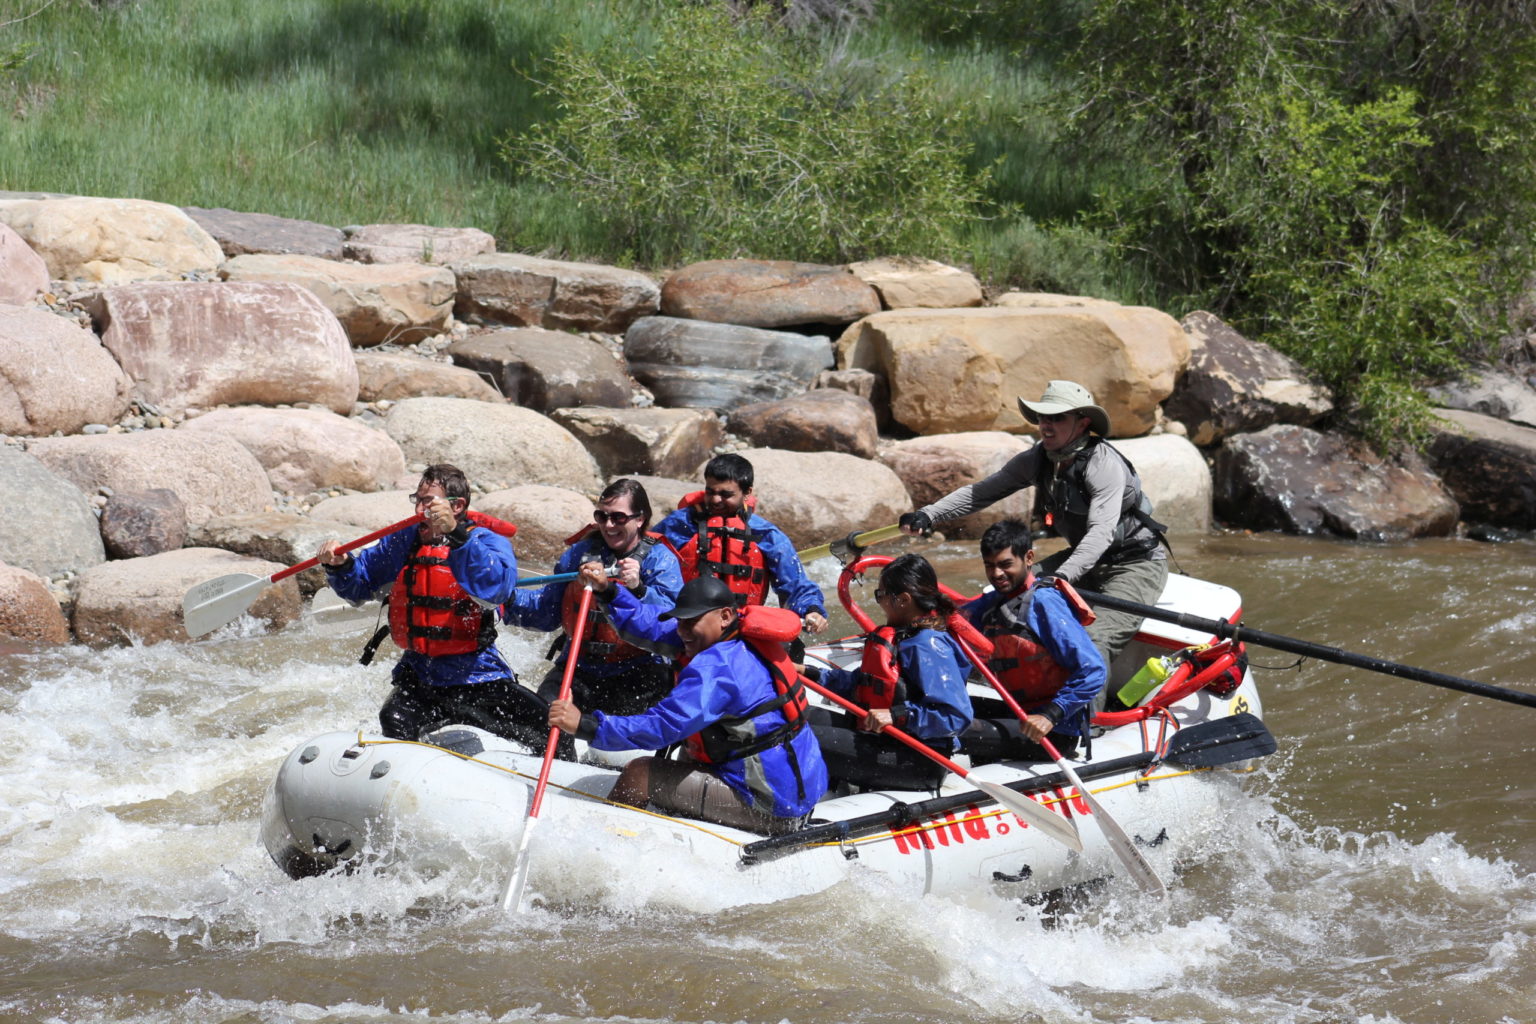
[1059,766,1166,897]
[974,779,1083,852]
[501,815,540,912]
[181,572,269,638]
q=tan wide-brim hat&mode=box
[1018,380,1111,436]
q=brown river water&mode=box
[2,530,1533,1024]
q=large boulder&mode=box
[1163,311,1332,446]
[178,407,407,495]
[344,223,496,265]
[447,328,632,411]
[660,260,881,328]
[549,406,723,481]
[847,257,983,310]
[0,563,70,645]
[730,448,911,549]
[728,389,880,459]
[475,484,594,569]
[0,196,223,284]
[99,488,187,560]
[1426,368,1536,430]
[73,547,300,645]
[221,253,455,347]
[182,207,346,260]
[0,303,134,436]
[1425,409,1536,529]
[353,350,503,403]
[0,223,49,304]
[625,316,833,411]
[879,432,1035,540]
[628,475,694,517]
[1214,424,1458,540]
[837,304,1187,438]
[1110,434,1212,534]
[84,281,358,416]
[28,431,273,527]
[308,491,416,533]
[384,397,602,493]
[451,253,660,333]
[191,510,372,595]
[0,446,106,577]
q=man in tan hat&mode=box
[898,380,1168,687]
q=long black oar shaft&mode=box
[1078,588,1536,710]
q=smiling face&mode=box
[701,476,749,519]
[594,493,644,553]
[675,605,737,658]
[983,545,1035,593]
[1037,411,1092,453]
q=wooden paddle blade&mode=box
[1164,713,1276,767]
[182,572,269,638]
[974,778,1084,852]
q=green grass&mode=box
[0,0,1134,294]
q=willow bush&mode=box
[506,5,988,265]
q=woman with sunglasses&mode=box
[504,478,684,756]
[803,553,974,792]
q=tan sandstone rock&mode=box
[731,448,911,550]
[0,223,49,304]
[192,510,389,594]
[879,431,1034,540]
[84,281,358,415]
[344,223,496,265]
[549,406,723,481]
[0,446,106,578]
[728,390,880,459]
[848,257,983,310]
[0,563,71,645]
[475,484,595,568]
[0,196,224,283]
[0,303,133,436]
[308,491,417,533]
[73,547,300,645]
[353,350,503,403]
[222,253,455,347]
[179,407,407,495]
[1109,434,1212,534]
[384,397,602,494]
[28,431,272,526]
[660,259,881,328]
[837,304,1188,438]
[451,253,660,333]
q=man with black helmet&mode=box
[898,380,1168,674]
[548,570,828,835]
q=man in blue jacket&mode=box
[654,453,829,635]
[319,464,536,743]
[548,571,828,835]
[959,518,1107,761]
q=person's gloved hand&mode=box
[898,511,934,537]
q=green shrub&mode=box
[507,5,989,264]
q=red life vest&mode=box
[558,527,664,663]
[668,491,770,606]
[851,625,905,711]
[982,577,1095,705]
[386,511,516,657]
[682,605,808,768]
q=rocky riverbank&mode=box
[2,192,1534,646]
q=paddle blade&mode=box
[1057,764,1166,897]
[1164,713,1276,768]
[182,572,270,638]
[500,814,539,912]
[974,778,1083,852]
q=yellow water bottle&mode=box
[1117,653,1176,707]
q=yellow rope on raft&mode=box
[355,733,1256,855]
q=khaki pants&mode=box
[1037,552,1169,668]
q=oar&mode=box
[182,514,423,638]
[502,583,595,912]
[798,523,904,565]
[740,713,1277,864]
[1077,588,1536,711]
[796,672,1082,852]
[951,632,1166,897]
[515,567,622,588]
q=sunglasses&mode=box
[409,493,457,507]
[593,510,642,525]
[1038,412,1077,424]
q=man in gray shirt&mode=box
[899,380,1168,683]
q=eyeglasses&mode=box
[874,588,888,601]
[410,493,448,506]
[593,510,642,526]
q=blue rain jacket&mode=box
[817,626,975,746]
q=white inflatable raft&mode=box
[261,573,1275,902]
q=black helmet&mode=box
[662,576,742,620]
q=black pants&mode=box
[807,707,948,792]
[961,714,1080,764]
[536,657,673,760]
[380,666,548,749]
